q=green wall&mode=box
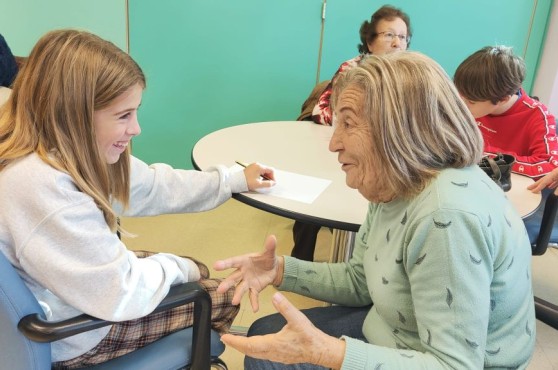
[0,0,126,54]
[320,0,553,92]
[128,0,323,168]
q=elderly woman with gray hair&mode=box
[214,51,536,369]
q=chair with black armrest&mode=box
[0,251,227,370]
[526,190,558,256]
[523,189,558,330]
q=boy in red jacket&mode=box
[454,45,557,179]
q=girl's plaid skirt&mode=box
[53,251,239,369]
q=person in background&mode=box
[0,29,275,369]
[214,51,535,369]
[528,166,558,195]
[454,45,558,179]
[0,33,18,106]
[0,33,18,88]
[311,4,412,126]
[291,4,412,262]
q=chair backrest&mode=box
[296,80,330,121]
[0,252,51,370]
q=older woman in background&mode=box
[310,4,412,126]
[215,51,536,369]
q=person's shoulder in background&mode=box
[0,34,18,88]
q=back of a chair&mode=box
[296,80,330,121]
[0,252,51,370]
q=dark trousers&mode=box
[291,220,322,261]
[244,304,371,369]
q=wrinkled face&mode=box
[461,98,498,119]
[366,18,409,55]
[329,86,392,202]
[93,83,142,164]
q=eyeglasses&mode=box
[375,31,410,44]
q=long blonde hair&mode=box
[332,51,483,198]
[0,29,146,231]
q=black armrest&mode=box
[532,192,558,256]
[18,281,212,369]
[535,296,558,330]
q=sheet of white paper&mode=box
[231,165,331,204]
[257,169,331,204]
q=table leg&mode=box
[329,229,356,263]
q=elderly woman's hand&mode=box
[214,235,283,312]
[528,167,558,194]
[243,162,275,190]
[221,292,346,369]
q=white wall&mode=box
[532,1,558,114]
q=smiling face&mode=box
[93,83,142,164]
[366,17,409,55]
[329,85,394,202]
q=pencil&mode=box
[235,160,273,181]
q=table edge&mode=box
[191,144,361,232]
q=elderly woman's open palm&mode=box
[214,235,282,312]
